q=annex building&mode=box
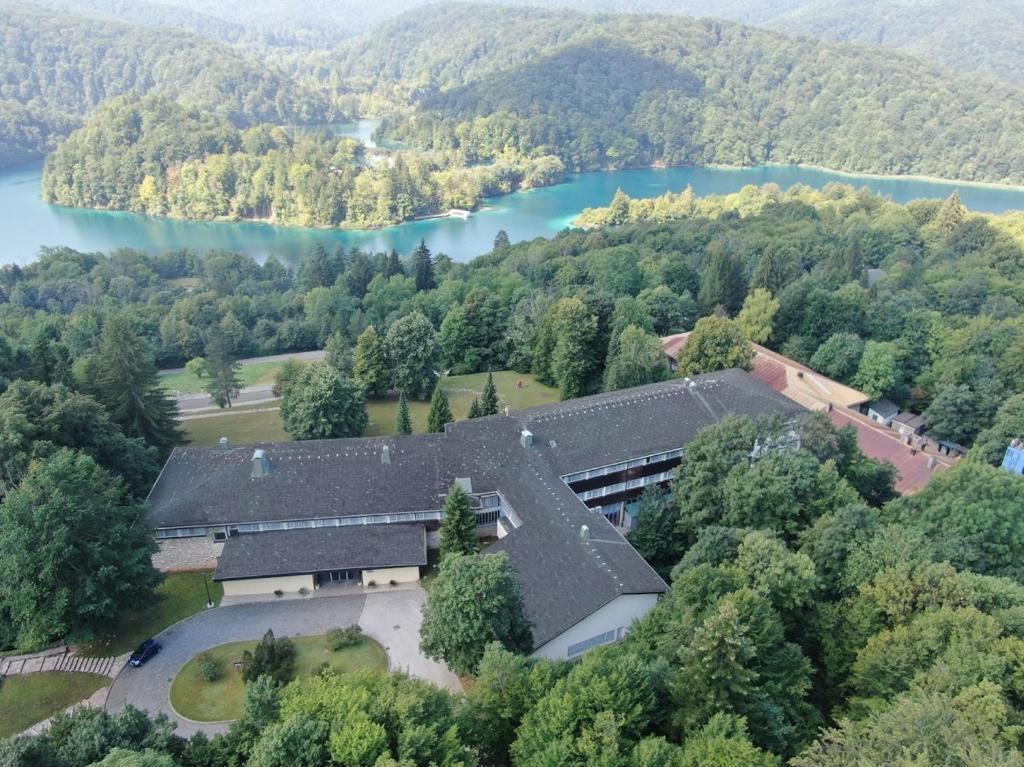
[147,369,801,660]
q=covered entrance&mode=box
[214,523,428,598]
[319,568,362,586]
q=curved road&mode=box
[106,588,459,737]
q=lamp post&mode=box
[203,571,214,608]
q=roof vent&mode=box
[579,524,590,540]
[251,449,270,479]
[381,444,392,465]
[219,437,231,450]
[520,429,534,448]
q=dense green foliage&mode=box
[0,3,340,167]
[241,630,297,687]
[0,449,161,650]
[420,552,533,676]
[346,4,1024,184]
[279,361,368,440]
[439,483,478,558]
[42,94,565,227]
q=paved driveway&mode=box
[106,588,458,737]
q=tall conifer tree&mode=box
[427,384,453,433]
[96,315,182,453]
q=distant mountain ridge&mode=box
[341,3,1024,185]
[0,1,343,167]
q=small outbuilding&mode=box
[865,399,900,427]
[213,523,427,597]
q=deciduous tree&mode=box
[280,362,368,440]
[0,449,161,650]
[675,315,753,377]
[384,311,437,400]
[420,552,532,675]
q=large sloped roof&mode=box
[149,369,802,649]
[215,523,426,581]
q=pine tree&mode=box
[96,315,182,454]
[480,371,499,415]
[936,191,967,235]
[427,384,453,433]
[493,230,511,252]
[412,239,436,292]
[296,243,334,291]
[203,329,242,409]
[440,484,477,558]
[698,246,747,316]
[467,398,483,419]
[395,390,413,435]
[386,249,404,277]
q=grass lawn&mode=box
[160,358,308,396]
[169,635,387,722]
[79,572,223,658]
[0,672,108,737]
[181,371,559,447]
[366,371,558,436]
[183,403,290,447]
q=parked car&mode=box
[129,639,161,667]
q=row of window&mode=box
[575,469,675,502]
[156,501,506,540]
[562,449,683,485]
[566,625,626,658]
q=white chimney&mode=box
[219,437,231,450]
[382,445,392,465]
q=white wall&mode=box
[221,574,314,597]
[362,566,420,586]
[530,593,660,661]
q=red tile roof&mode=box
[661,333,953,494]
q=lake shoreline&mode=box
[6,159,1024,267]
[38,160,1024,235]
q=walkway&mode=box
[160,350,325,377]
[0,646,126,679]
[105,588,459,736]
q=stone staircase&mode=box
[0,646,124,678]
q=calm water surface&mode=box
[3,123,1024,267]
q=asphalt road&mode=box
[105,588,459,736]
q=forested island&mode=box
[40,95,565,228]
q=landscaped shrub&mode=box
[273,589,283,598]
[367,580,376,588]
[241,629,296,685]
[198,653,221,682]
[327,625,363,650]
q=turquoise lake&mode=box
[4,130,1024,267]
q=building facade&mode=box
[147,369,802,659]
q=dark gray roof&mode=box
[892,411,926,429]
[869,399,900,417]
[214,524,426,581]
[150,369,803,649]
